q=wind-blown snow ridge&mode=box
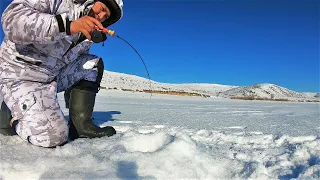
[101,70,319,101]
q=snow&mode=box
[0,90,319,179]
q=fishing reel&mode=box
[91,29,107,43]
[91,28,116,43]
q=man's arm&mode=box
[1,0,70,45]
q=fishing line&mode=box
[115,35,153,97]
[93,28,153,96]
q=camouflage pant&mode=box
[0,54,100,147]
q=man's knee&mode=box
[73,58,104,93]
[20,118,69,148]
[29,127,68,148]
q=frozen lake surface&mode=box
[87,91,320,137]
[0,90,319,179]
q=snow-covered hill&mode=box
[101,71,237,97]
[303,92,320,98]
[219,84,307,99]
[101,70,319,102]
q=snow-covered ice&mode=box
[0,90,319,179]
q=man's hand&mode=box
[70,16,104,41]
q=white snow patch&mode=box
[113,126,132,133]
[154,125,165,129]
[122,131,173,153]
[137,128,157,134]
[117,121,133,124]
[223,126,246,130]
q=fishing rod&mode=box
[92,28,153,96]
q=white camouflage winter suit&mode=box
[0,0,103,147]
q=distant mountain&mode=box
[218,84,307,99]
[302,92,320,98]
[100,70,319,102]
[101,71,236,97]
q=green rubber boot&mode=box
[68,88,116,140]
[0,101,16,136]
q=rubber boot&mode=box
[68,88,116,140]
[64,88,71,109]
[0,101,16,136]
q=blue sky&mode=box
[0,0,319,92]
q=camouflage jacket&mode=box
[0,0,96,72]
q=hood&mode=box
[95,0,123,27]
